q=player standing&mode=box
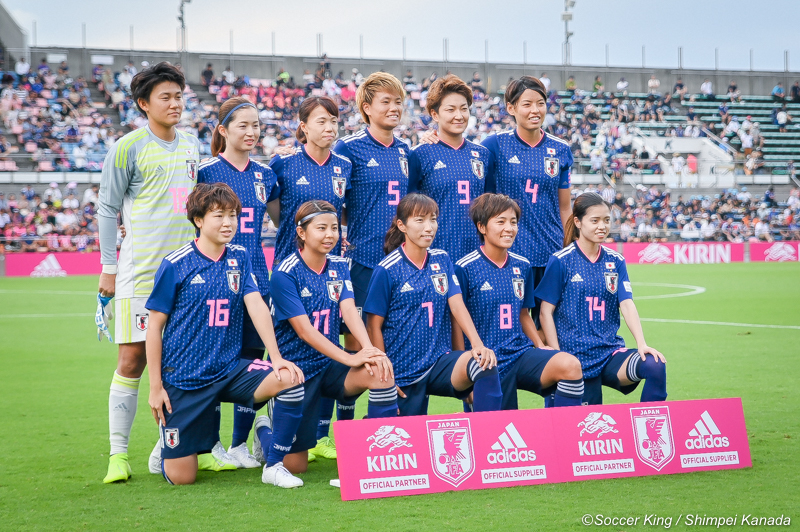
[453,193,584,410]
[538,193,667,405]
[145,183,305,487]
[407,74,492,260]
[97,62,200,483]
[196,96,280,468]
[365,193,502,415]
[263,200,398,474]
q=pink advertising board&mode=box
[749,241,799,262]
[5,248,276,277]
[622,242,745,264]
[333,398,750,501]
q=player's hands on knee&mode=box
[98,273,116,298]
[149,386,172,426]
[418,129,439,145]
[638,345,666,364]
[271,357,305,384]
[372,354,394,383]
[470,346,497,370]
[351,347,388,376]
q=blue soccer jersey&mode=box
[454,248,537,379]
[482,130,573,267]
[364,246,461,387]
[407,140,493,260]
[536,243,633,378]
[146,242,260,390]
[269,145,352,263]
[270,250,354,380]
[333,129,409,269]
[197,156,279,297]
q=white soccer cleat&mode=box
[148,439,162,475]
[212,441,243,469]
[227,442,262,469]
[253,408,273,464]
[262,462,303,488]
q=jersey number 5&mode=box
[388,181,400,205]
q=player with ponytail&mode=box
[538,193,668,405]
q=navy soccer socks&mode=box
[231,404,257,448]
[265,385,305,466]
[554,378,584,407]
[627,354,668,402]
[367,387,398,418]
[467,358,502,412]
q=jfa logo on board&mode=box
[630,406,675,471]
[427,418,475,487]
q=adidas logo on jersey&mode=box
[400,282,414,292]
[487,423,536,464]
[685,411,729,449]
[571,273,583,282]
[190,274,205,284]
[296,176,310,185]
[508,155,521,164]
[480,281,493,291]
[367,158,379,167]
[300,287,312,297]
[434,160,447,169]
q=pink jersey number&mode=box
[499,304,513,329]
[388,180,400,205]
[170,187,189,214]
[585,296,606,321]
[240,207,254,233]
[457,180,470,205]
[206,299,230,326]
[421,301,433,327]
[525,180,538,204]
[312,309,331,334]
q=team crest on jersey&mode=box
[254,181,267,204]
[135,313,149,331]
[332,176,346,198]
[471,159,485,179]
[431,273,448,295]
[164,428,180,449]
[326,280,344,302]
[227,270,241,294]
[604,272,619,294]
[630,406,675,471]
[512,278,525,300]
[427,418,475,487]
[254,171,263,180]
[399,157,409,177]
[186,159,197,181]
[544,157,559,178]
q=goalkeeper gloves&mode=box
[96,293,114,342]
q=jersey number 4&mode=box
[525,180,538,203]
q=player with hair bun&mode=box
[365,193,502,416]
[262,200,398,476]
[407,74,493,260]
[454,193,584,410]
[538,192,667,405]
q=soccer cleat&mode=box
[103,453,132,483]
[311,436,337,460]
[228,443,262,469]
[197,452,238,472]
[212,441,242,468]
[262,462,303,488]
[307,449,317,463]
[253,414,272,464]
[148,440,162,474]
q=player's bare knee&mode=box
[116,350,146,377]
[559,353,583,380]
[164,461,197,485]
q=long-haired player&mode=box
[365,193,502,416]
[454,193,584,410]
[538,193,667,405]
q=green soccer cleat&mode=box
[197,452,238,472]
[103,453,132,483]
[307,449,317,463]
[311,436,337,460]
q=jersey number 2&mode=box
[240,208,254,233]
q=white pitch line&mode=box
[632,283,706,300]
[0,289,96,295]
[0,313,94,319]
[639,318,800,330]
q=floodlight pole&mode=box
[562,0,575,66]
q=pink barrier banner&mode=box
[749,241,800,262]
[333,398,750,501]
[5,247,277,277]
[623,242,745,264]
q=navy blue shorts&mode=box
[397,350,471,416]
[341,261,373,332]
[500,348,558,410]
[160,358,273,459]
[582,348,640,405]
[290,359,360,453]
[241,294,271,352]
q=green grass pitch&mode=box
[0,263,797,531]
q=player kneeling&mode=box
[538,193,667,405]
[262,201,398,476]
[454,193,584,410]
[366,193,502,415]
[145,183,305,486]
